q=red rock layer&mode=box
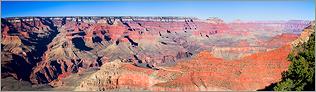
[1,17,311,86]
[150,45,291,91]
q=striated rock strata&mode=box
[1,16,312,89]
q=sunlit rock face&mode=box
[1,16,311,88]
[73,22,315,91]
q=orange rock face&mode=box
[73,45,292,91]
[148,45,292,91]
[57,72,72,80]
[1,17,312,91]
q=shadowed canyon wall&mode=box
[1,17,311,90]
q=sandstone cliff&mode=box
[1,16,311,88]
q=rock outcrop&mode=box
[1,16,312,90]
[291,21,315,47]
[1,17,59,81]
[72,44,292,91]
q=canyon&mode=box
[1,16,313,91]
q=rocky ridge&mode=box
[71,22,315,91]
[1,16,311,89]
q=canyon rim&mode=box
[1,1,315,91]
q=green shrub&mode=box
[273,32,315,91]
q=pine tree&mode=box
[273,32,315,91]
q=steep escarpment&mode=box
[71,42,293,91]
[1,17,59,81]
[72,22,313,91]
[1,16,311,89]
[291,21,315,47]
[257,21,315,91]
[47,21,311,91]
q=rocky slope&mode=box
[1,17,59,81]
[72,44,293,91]
[1,16,312,90]
[69,22,315,91]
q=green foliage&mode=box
[274,78,294,91]
[273,32,315,91]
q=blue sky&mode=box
[1,1,315,21]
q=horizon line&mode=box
[2,16,314,22]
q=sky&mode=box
[1,0,315,21]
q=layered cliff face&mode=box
[1,16,311,90]
[72,42,305,91]
[68,22,315,91]
[1,18,59,81]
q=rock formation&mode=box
[1,16,312,91]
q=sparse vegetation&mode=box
[273,32,315,91]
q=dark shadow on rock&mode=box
[115,40,120,45]
[72,32,86,36]
[92,36,102,43]
[1,54,32,81]
[257,82,277,91]
[50,60,62,79]
[124,36,138,46]
[133,55,158,70]
[72,37,93,51]
[62,17,66,25]
[1,18,19,35]
[104,34,111,41]
[96,57,103,67]
[2,18,60,83]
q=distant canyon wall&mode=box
[1,16,311,84]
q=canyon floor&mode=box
[1,16,313,91]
